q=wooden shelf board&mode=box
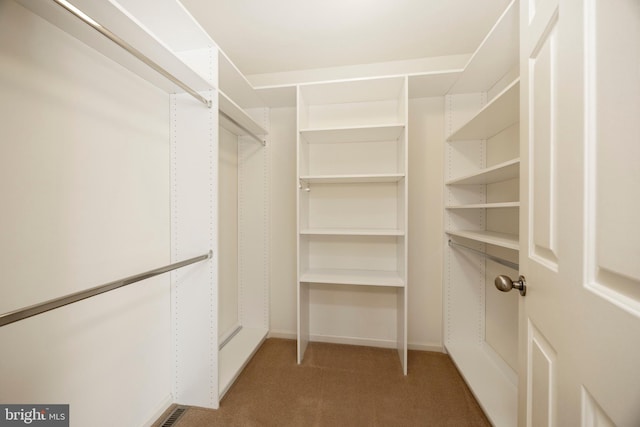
[300,174,405,184]
[219,50,266,109]
[219,90,268,137]
[446,342,517,427]
[446,158,520,185]
[408,70,463,98]
[446,202,520,209]
[448,79,520,141]
[16,0,214,96]
[446,230,519,250]
[448,0,519,94]
[300,269,405,287]
[300,124,405,144]
[219,327,268,398]
[300,228,404,236]
[299,77,406,106]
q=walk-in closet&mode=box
[1,0,639,426]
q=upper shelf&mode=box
[299,124,404,144]
[219,50,266,109]
[447,158,520,185]
[448,0,519,94]
[446,230,519,251]
[219,91,268,137]
[16,0,215,97]
[448,78,520,141]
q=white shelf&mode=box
[300,173,405,184]
[446,202,520,209]
[219,90,268,137]
[300,124,405,144]
[300,228,404,236]
[448,0,519,94]
[447,158,520,185]
[446,230,519,250]
[446,343,517,427]
[409,70,463,98]
[219,327,268,398]
[219,50,265,109]
[448,79,520,141]
[299,77,406,106]
[300,269,405,287]
[16,0,214,96]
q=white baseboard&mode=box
[142,395,173,427]
[267,330,443,353]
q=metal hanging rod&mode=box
[0,251,212,328]
[448,240,519,271]
[52,0,212,108]
[219,110,266,146]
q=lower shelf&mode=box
[446,342,517,427]
[219,327,268,398]
[446,230,519,250]
[300,268,405,287]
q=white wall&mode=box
[0,1,171,425]
[268,99,445,351]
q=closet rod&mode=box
[448,240,519,271]
[0,251,212,328]
[53,0,212,108]
[219,110,266,146]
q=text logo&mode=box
[0,405,68,427]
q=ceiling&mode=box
[179,0,513,77]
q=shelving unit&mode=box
[216,51,270,400]
[443,1,520,425]
[297,76,408,373]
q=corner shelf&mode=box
[448,79,520,141]
[446,158,520,185]
[446,230,519,250]
[447,0,519,94]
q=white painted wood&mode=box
[447,158,520,185]
[448,0,519,94]
[446,343,517,426]
[446,230,519,250]
[218,49,265,108]
[408,70,463,98]
[300,174,405,184]
[219,91,268,136]
[300,228,404,236]
[520,0,640,425]
[300,269,405,287]
[15,0,214,95]
[297,77,408,373]
[448,79,519,141]
[300,124,405,144]
[0,4,172,425]
[447,202,520,209]
[218,327,268,398]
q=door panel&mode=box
[528,321,556,427]
[529,19,558,268]
[521,0,640,425]
[586,0,640,310]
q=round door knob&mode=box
[494,275,527,296]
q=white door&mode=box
[519,0,640,425]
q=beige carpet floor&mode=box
[156,338,490,426]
